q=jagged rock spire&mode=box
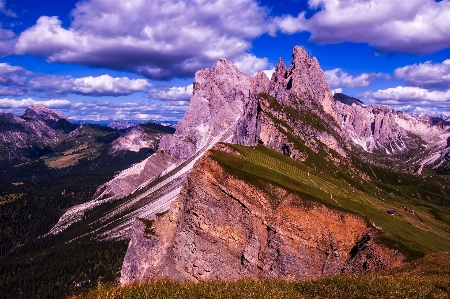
[269,46,338,122]
[233,70,270,145]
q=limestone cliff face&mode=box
[334,97,450,174]
[49,58,253,239]
[269,46,337,122]
[95,58,252,202]
[233,46,345,161]
[120,145,403,284]
[335,100,442,154]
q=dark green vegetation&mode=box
[1,240,128,299]
[74,252,450,299]
[0,123,174,299]
[211,143,450,259]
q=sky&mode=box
[0,0,450,122]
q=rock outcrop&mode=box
[233,46,345,161]
[85,46,348,239]
[49,58,253,239]
[334,96,450,173]
[120,145,403,284]
[335,100,442,154]
[49,45,450,244]
[111,124,175,153]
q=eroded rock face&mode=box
[233,46,345,161]
[49,58,253,239]
[269,46,337,122]
[96,58,252,202]
[120,146,403,284]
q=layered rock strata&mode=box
[120,145,403,284]
[233,46,346,161]
[49,59,253,238]
[334,97,450,173]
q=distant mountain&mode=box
[108,121,137,130]
[0,106,176,166]
[333,92,364,106]
[0,105,77,165]
[0,107,176,299]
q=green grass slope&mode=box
[210,143,450,258]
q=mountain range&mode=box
[1,46,450,298]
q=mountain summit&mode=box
[22,104,68,122]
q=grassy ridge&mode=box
[73,252,450,299]
[210,144,450,257]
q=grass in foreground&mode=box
[71,252,450,299]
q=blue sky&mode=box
[0,0,450,121]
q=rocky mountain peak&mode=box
[268,47,337,122]
[23,104,68,122]
[164,56,252,158]
[252,70,271,93]
[291,45,312,64]
[333,93,364,106]
[268,58,287,97]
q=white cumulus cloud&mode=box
[0,63,151,97]
[0,98,71,109]
[273,0,450,54]
[325,68,389,89]
[30,75,152,96]
[13,0,270,80]
[148,84,193,102]
[362,86,450,105]
[394,60,450,90]
[331,88,342,95]
[233,54,270,76]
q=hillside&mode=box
[0,109,175,299]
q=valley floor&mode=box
[72,252,450,299]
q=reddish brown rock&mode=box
[120,146,403,284]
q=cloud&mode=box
[148,84,193,102]
[394,60,450,90]
[0,63,32,86]
[0,0,16,17]
[331,88,342,95]
[29,74,151,96]
[0,25,15,56]
[0,98,188,121]
[274,0,450,54]
[0,98,71,109]
[0,86,25,96]
[325,68,389,89]
[396,104,450,117]
[233,54,270,76]
[0,63,151,97]
[410,106,450,117]
[362,86,450,105]
[263,68,275,79]
[13,0,270,80]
